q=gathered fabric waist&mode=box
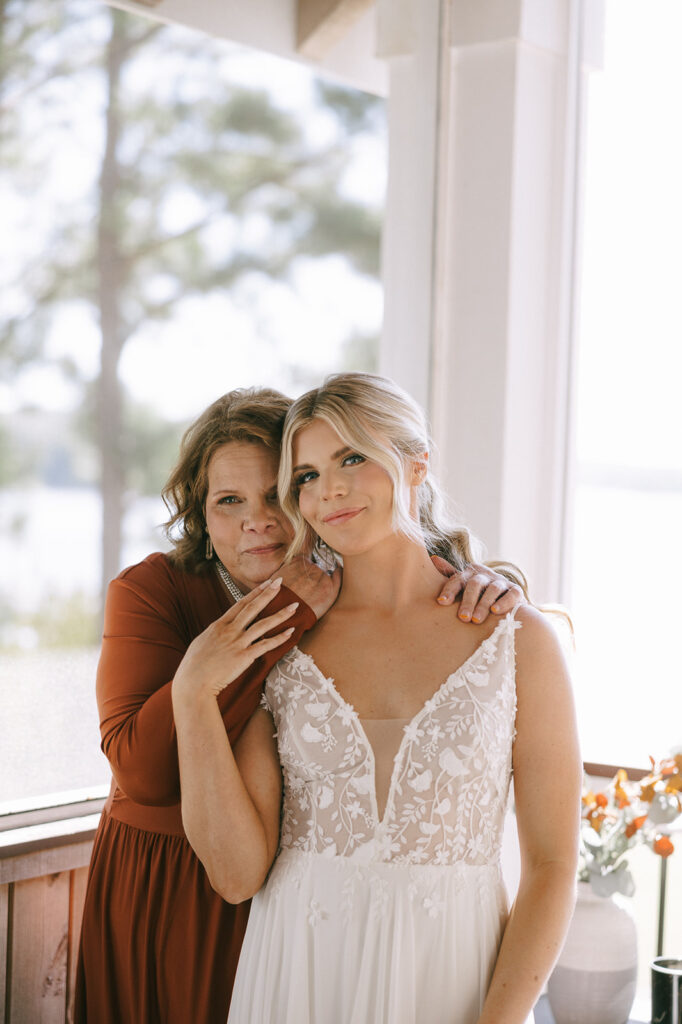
[266,846,506,904]
[103,779,186,837]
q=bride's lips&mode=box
[322,507,364,525]
[244,543,286,556]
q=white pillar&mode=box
[376,0,444,412]
[378,0,604,601]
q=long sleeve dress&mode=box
[74,551,316,1024]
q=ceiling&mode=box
[106,0,387,95]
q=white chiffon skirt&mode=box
[228,848,517,1024]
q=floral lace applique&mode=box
[265,613,520,867]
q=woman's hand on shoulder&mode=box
[278,555,341,620]
[431,557,525,623]
[172,578,298,705]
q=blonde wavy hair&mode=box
[278,372,527,594]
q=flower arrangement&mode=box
[580,755,682,897]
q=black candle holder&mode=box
[651,957,682,1024]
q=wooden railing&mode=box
[0,788,106,1024]
[1,766,674,1022]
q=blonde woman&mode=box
[173,373,581,1024]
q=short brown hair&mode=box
[162,387,292,571]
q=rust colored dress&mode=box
[74,552,316,1024]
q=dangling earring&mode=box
[205,534,213,560]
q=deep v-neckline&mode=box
[293,613,510,729]
[290,614,512,826]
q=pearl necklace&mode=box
[215,560,245,603]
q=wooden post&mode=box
[8,874,70,1023]
[297,0,374,58]
[1,882,9,1021]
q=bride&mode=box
[172,373,581,1024]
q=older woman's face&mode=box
[205,442,294,593]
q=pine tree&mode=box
[0,0,384,610]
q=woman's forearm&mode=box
[98,569,313,807]
[173,689,276,903]
[477,859,577,1024]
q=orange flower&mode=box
[639,782,657,803]
[625,815,647,839]
[595,793,608,808]
[582,790,595,806]
[589,813,606,834]
[614,781,630,809]
[653,836,674,858]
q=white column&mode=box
[378,0,604,601]
[376,0,444,412]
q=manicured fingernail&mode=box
[472,616,481,623]
[460,612,470,621]
[287,602,299,612]
[437,595,449,604]
[491,604,500,613]
[284,627,295,635]
[271,577,283,587]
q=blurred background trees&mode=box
[0,0,385,636]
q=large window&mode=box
[570,0,682,769]
[0,0,386,805]
[569,0,682,996]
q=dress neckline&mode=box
[289,613,516,830]
[292,611,514,731]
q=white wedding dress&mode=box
[228,612,523,1024]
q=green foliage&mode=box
[0,589,100,651]
[1,0,385,602]
[27,590,100,649]
[314,81,385,134]
[122,401,186,497]
[339,331,379,374]
[0,422,25,485]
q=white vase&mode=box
[547,881,638,1024]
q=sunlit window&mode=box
[570,0,682,996]
[570,0,682,770]
[0,0,386,804]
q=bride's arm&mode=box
[172,580,287,904]
[476,606,582,1024]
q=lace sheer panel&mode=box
[264,613,521,866]
[359,719,410,821]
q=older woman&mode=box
[74,386,524,1024]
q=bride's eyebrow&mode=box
[293,447,352,473]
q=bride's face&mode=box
[292,418,402,557]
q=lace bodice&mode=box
[263,612,520,867]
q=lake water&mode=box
[2,482,681,790]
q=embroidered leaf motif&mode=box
[264,621,518,866]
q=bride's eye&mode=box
[342,453,365,467]
[295,470,318,487]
